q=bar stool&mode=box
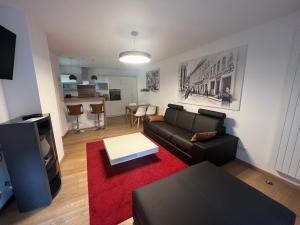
[66,104,84,133]
[90,103,105,130]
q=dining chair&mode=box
[133,106,147,129]
[146,105,157,116]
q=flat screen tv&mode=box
[0,25,16,80]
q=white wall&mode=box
[0,6,65,161]
[138,11,300,185]
[27,18,65,161]
[50,53,68,136]
[0,81,9,123]
[0,7,41,118]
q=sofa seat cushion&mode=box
[149,122,186,140]
[170,132,194,155]
[146,121,162,133]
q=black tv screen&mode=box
[0,25,16,80]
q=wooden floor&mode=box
[0,116,299,225]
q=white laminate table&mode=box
[103,132,159,165]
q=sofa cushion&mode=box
[191,131,217,142]
[170,132,194,155]
[175,111,195,131]
[145,121,162,133]
[156,125,187,141]
[192,114,224,134]
[148,115,164,122]
[164,108,179,125]
[148,122,186,140]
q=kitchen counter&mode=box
[64,96,106,103]
[64,96,106,130]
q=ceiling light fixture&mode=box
[119,31,151,64]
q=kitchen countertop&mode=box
[64,96,106,103]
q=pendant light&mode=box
[91,75,97,80]
[119,31,151,64]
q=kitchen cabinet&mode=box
[105,100,122,116]
[121,77,138,114]
[108,77,121,89]
[84,75,138,117]
[60,74,77,83]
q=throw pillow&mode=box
[148,115,164,122]
[191,131,217,142]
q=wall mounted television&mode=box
[0,25,16,80]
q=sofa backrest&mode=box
[176,110,195,131]
[192,109,226,134]
[164,104,184,125]
[164,108,179,125]
[164,104,226,134]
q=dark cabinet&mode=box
[0,114,61,212]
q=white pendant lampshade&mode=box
[119,51,151,64]
[119,31,151,64]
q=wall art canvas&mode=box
[179,45,247,110]
[146,69,160,91]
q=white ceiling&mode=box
[1,0,300,69]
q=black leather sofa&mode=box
[143,104,238,166]
[133,162,296,225]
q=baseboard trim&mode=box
[235,159,300,191]
[59,154,65,164]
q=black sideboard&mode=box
[0,114,61,212]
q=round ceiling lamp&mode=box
[119,31,151,64]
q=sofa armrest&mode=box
[192,134,238,166]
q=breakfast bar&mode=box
[64,97,106,130]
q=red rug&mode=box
[86,136,188,225]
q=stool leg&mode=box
[96,113,101,130]
[93,113,102,131]
[72,115,84,134]
[99,113,105,129]
[76,116,79,130]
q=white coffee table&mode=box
[103,132,159,165]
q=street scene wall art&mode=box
[146,69,160,91]
[179,45,247,110]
